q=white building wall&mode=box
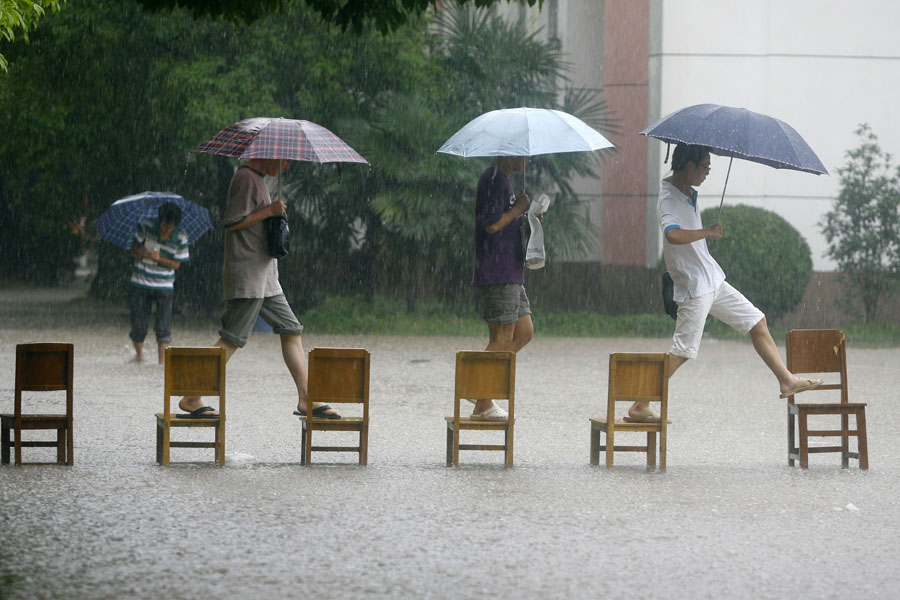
[654,0,900,270]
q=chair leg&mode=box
[2,421,11,465]
[787,407,795,467]
[300,422,308,466]
[162,422,171,467]
[446,425,453,467]
[156,421,163,465]
[841,413,850,469]
[215,422,225,467]
[14,428,22,466]
[303,423,313,467]
[646,431,657,469]
[798,411,809,469]
[857,409,869,470]
[590,425,600,466]
[505,424,514,468]
[66,424,74,467]
[452,427,460,468]
[57,428,65,465]
[359,423,368,466]
[659,428,667,473]
[605,428,615,469]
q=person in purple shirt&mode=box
[470,156,534,420]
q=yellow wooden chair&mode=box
[445,351,515,468]
[155,346,226,466]
[299,348,371,466]
[1,343,74,466]
[590,353,669,471]
[785,329,868,469]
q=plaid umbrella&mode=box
[193,117,368,163]
[95,191,212,250]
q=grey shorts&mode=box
[479,284,532,324]
[219,294,303,348]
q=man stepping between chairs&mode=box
[470,156,538,421]
[177,159,340,420]
[630,144,822,423]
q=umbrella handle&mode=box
[715,156,733,223]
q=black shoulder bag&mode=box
[661,271,678,320]
[266,215,290,259]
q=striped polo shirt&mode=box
[130,218,189,290]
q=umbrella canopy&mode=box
[193,117,368,164]
[640,103,827,175]
[437,107,614,157]
[96,192,212,250]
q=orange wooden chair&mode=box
[299,348,371,466]
[1,343,74,466]
[590,353,669,471]
[445,351,515,468]
[785,329,868,469]
[155,347,226,466]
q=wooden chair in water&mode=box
[155,347,226,466]
[1,343,74,466]
[445,351,515,468]
[785,329,868,470]
[590,353,669,471]
[300,348,370,466]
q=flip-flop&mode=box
[623,410,672,424]
[293,404,341,419]
[470,405,508,421]
[779,377,825,398]
[176,406,219,419]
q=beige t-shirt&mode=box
[222,166,283,300]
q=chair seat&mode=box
[446,416,514,430]
[155,413,221,425]
[789,403,866,414]
[590,416,661,432]
[1,413,68,428]
[299,416,365,432]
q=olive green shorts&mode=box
[219,294,303,348]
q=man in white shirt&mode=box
[628,144,822,422]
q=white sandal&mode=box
[471,404,508,421]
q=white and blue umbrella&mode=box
[96,191,212,250]
[437,107,614,157]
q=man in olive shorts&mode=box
[178,158,340,419]
[470,156,535,421]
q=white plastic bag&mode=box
[526,193,551,270]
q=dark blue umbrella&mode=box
[96,191,212,250]
[640,103,827,218]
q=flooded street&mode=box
[2,314,899,599]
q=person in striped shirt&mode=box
[128,203,189,364]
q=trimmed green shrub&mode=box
[701,204,812,320]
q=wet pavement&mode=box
[2,319,900,599]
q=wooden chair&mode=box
[155,347,226,466]
[299,348,370,466]
[1,343,74,466]
[785,329,868,470]
[445,351,515,468]
[590,353,669,471]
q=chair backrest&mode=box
[607,353,668,419]
[308,348,370,417]
[163,347,226,420]
[453,351,515,420]
[785,329,847,403]
[15,343,74,417]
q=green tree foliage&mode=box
[0,0,63,70]
[135,0,542,32]
[703,205,812,321]
[822,124,900,322]
[0,0,610,317]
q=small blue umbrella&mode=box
[640,103,827,218]
[96,191,212,250]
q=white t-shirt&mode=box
[658,179,725,302]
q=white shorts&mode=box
[670,282,764,359]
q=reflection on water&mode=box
[2,324,900,598]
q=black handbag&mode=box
[265,215,290,258]
[661,271,678,320]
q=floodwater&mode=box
[2,301,900,598]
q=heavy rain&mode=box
[2,1,900,599]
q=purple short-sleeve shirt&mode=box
[472,166,525,286]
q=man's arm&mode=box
[665,222,722,245]
[224,200,285,232]
[485,193,530,235]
